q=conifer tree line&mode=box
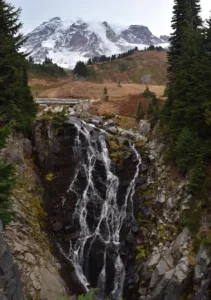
[161,0,211,193]
[86,45,166,66]
[27,55,67,77]
[87,47,139,65]
[0,0,38,224]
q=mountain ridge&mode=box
[23,17,169,68]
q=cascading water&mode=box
[59,118,142,300]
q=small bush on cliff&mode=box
[52,110,69,135]
[52,110,69,127]
[136,102,144,121]
[0,124,16,225]
[78,289,97,300]
[147,94,159,128]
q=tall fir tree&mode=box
[168,0,202,81]
[202,15,211,128]
[160,0,211,197]
[0,0,37,131]
[162,0,202,129]
[0,0,39,224]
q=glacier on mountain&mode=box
[23,17,169,69]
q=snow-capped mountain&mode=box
[23,17,169,68]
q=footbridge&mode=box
[34,98,84,106]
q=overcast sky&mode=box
[9,0,211,36]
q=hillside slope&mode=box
[89,50,168,85]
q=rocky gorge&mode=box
[1,105,211,300]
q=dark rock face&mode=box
[0,234,21,300]
[120,25,161,44]
[34,118,145,299]
[103,21,118,42]
[160,35,170,42]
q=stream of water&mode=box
[60,119,141,299]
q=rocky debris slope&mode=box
[0,230,21,300]
[136,126,211,300]
[1,133,68,299]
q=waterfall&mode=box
[60,118,142,300]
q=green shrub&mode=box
[52,110,69,127]
[119,62,128,72]
[74,61,90,77]
[147,95,159,128]
[88,66,97,79]
[136,102,144,121]
[103,87,109,101]
[143,86,156,98]
[78,289,97,300]
[0,162,16,225]
[0,125,16,225]
[163,86,168,97]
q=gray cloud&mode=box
[9,0,211,36]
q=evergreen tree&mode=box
[28,56,34,64]
[103,87,109,101]
[204,16,211,54]
[74,61,89,77]
[167,0,201,82]
[162,0,203,129]
[87,58,93,65]
[0,0,37,131]
[43,56,53,65]
[202,15,211,132]
[160,0,211,197]
[167,24,205,136]
[136,102,144,121]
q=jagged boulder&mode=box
[138,120,151,136]
[0,233,21,300]
[150,259,169,288]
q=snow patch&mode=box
[42,39,56,48]
[48,49,88,69]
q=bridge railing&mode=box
[34,98,83,105]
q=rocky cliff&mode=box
[0,232,21,300]
[1,132,68,299]
[136,127,211,300]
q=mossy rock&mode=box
[45,172,56,182]
[136,245,149,263]
[108,137,131,167]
